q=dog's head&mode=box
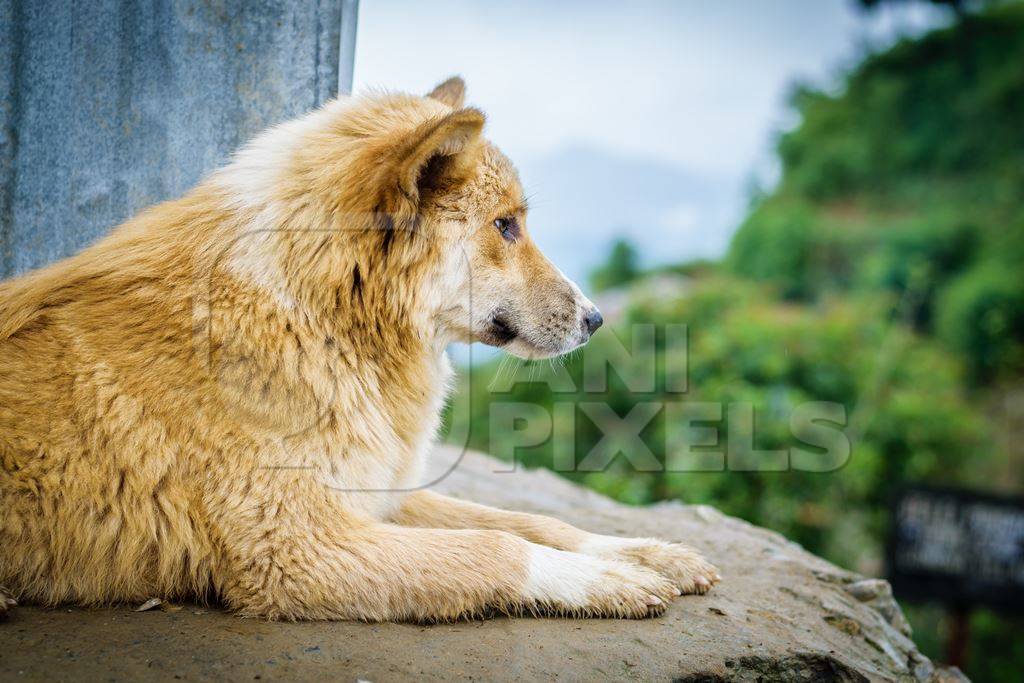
[221,77,601,360]
[369,77,603,359]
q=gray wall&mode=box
[0,0,358,278]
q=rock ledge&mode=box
[0,448,965,682]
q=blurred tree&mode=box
[590,238,640,292]
[728,4,1024,382]
[857,0,977,16]
[455,276,992,571]
[937,261,1024,382]
[452,5,1024,679]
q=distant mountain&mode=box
[517,144,743,285]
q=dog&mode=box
[0,77,718,621]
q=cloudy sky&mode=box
[353,0,945,283]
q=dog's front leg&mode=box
[214,505,678,621]
[393,490,720,595]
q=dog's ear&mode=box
[394,107,485,204]
[426,76,466,109]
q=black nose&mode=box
[584,308,603,335]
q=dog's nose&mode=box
[583,308,603,336]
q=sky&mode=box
[353,0,946,283]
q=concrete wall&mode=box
[0,0,358,278]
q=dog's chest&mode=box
[303,351,454,518]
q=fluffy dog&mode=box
[0,77,718,621]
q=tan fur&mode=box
[0,78,717,621]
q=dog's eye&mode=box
[494,217,518,241]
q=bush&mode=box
[937,262,1024,382]
[778,7,1024,201]
[726,200,815,300]
[453,276,992,571]
[590,238,640,292]
[854,215,978,329]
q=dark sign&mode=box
[887,486,1024,614]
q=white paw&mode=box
[579,535,720,595]
[523,543,677,618]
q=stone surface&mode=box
[0,0,358,278]
[0,447,965,682]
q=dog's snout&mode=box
[583,308,603,336]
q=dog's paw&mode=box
[522,544,678,618]
[0,587,17,620]
[579,535,720,595]
[584,558,681,618]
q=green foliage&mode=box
[589,238,640,292]
[719,8,1024,677]
[726,199,815,299]
[454,277,991,570]
[727,5,1024,382]
[937,261,1024,381]
[962,609,1024,681]
[778,7,1024,199]
[661,258,717,279]
[903,605,1024,681]
[450,8,1023,679]
[858,0,978,13]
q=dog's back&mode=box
[0,194,224,606]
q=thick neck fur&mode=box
[196,98,455,458]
